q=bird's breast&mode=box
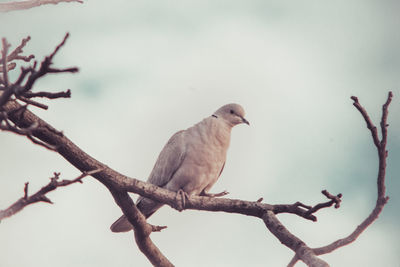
[165,120,230,195]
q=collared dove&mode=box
[110,103,249,232]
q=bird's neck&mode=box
[198,117,232,148]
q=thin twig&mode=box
[22,33,78,94]
[350,96,380,148]
[0,168,104,220]
[23,89,71,99]
[17,96,48,109]
[6,36,34,62]
[1,38,10,86]
[0,62,16,72]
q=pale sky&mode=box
[1,1,399,266]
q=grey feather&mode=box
[111,131,186,233]
[146,130,186,188]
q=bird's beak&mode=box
[241,117,250,125]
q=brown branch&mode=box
[0,111,38,134]
[23,89,71,99]
[0,169,103,220]
[263,211,329,267]
[0,0,83,12]
[1,38,10,86]
[289,92,393,266]
[305,190,342,215]
[0,62,17,72]
[0,36,33,89]
[110,191,173,267]
[0,110,57,151]
[273,190,342,222]
[0,35,75,108]
[5,36,34,63]
[14,67,34,86]
[350,96,380,148]
[17,96,49,109]
[22,33,78,94]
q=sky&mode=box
[0,1,399,266]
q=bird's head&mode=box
[213,103,249,127]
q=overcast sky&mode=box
[1,1,399,266]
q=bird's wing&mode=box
[146,130,186,187]
[112,130,186,231]
[218,161,225,178]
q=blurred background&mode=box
[0,1,399,266]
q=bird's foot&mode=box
[175,189,189,212]
[202,190,229,198]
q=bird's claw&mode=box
[175,189,189,212]
[202,190,229,198]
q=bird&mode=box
[110,103,249,232]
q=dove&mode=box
[110,103,249,232]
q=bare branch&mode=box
[23,89,71,99]
[0,111,38,133]
[273,190,342,222]
[17,96,49,109]
[289,92,393,266]
[0,0,83,12]
[22,33,78,94]
[0,62,17,72]
[350,96,380,148]
[48,32,71,61]
[1,38,10,86]
[0,34,78,139]
[263,211,329,267]
[304,190,342,216]
[110,191,174,267]
[0,169,103,220]
[6,36,34,63]
[316,92,392,250]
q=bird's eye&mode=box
[230,109,234,114]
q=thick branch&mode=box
[110,191,173,267]
[263,211,329,267]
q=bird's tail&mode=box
[110,197,163,233]
[110,215,132,232]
